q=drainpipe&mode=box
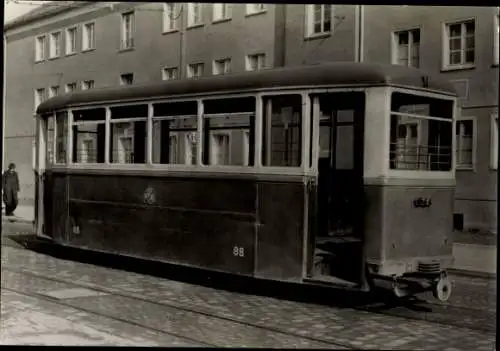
[354,5,364,62]
[178,4,185,79]
[2,34,6,173]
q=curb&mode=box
[448,268,496,280]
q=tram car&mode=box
[33,62,457,301]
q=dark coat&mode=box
[3,170,20,209]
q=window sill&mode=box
[441,65,475,72]
[119,47,135,53]
[162,29,179,35]
[304,32,331,41]
[65,52,77,57]
[456,166,475,172]
[34,59,46,64]
[48,56,60,61]
[212,18,231,25]
[82,48,95,53]
[186,23,204,30]
[245,10,267,18]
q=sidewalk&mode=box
[2,204,496,277]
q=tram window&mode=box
[152,116,198,165]
[71,108,106,164]
[55,111,68,164]
[202,97,255,166]
[46,115,55,165]
[389,93,453,171]
[110,104,147,164]
[262,94,302,167]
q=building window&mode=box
[65,83,77,93]
[456,118,475,169]
[66,26,77,55]
[494,14,499,65]
[82,22,95,51]
[491,113,498,169]
[262,95,302,167]
[213,3,231,21]
[187,3,203,27]
[110,105,147,164]
[120,73,134,85]
[213,58,231,75]
[49,86,59,98]
[34,88,45,110]
[444,20,475,69]
[121,12,135,49]
[245,53,266,71]
[81,80,95,90]
[202,97,255,166]
[246,4,265,15]
[35,35,47,61]
[152,101,198,165]
[162,67,178,81]
[71,108,106,164]
[305,4,332,37]
[187,63,204,79]
[393,28,420,68]
[163,3,179,32]
[49,31,61,58]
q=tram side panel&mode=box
[62,173,257,275]
[364,185,455,276]
[51,173,70,242]
[254,181,306,281]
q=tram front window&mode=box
[389,93,453,171]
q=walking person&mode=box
[3,163,20,217]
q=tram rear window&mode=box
[389,93,453,171]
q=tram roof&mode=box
[36,62,457,115]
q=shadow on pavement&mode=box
[5,234,434,311]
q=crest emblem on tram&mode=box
[143,187,157,205]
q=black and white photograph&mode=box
[1,1,497,348]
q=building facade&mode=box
[4,3,499,232]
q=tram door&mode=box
[310,92,365,285]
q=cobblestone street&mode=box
[1,225,496,349]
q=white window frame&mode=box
[120,73,134,85]
[162,66,178,81]
[82,22,95,51]
[391,28,420,68]
[245,53,266,71]
[213,3,231,22]
[49,86,60,98]
[65,26,78,55]
[243,130,251,166]
[65,83,77,93]
[305,4,333,37]
[491,112,498,170]
[34,88,45,110]
[212,58,231,75]
[494,13,499,66]
[187,3,203,27]
[455,116,477,171]
[163,3,179,32]
[81,80,95,90]
[209,131,231,166]
[187,63,204,79]
[121,11,135,49]
[35,35,47,62]
[442,19,476,70]
[49,31,61,59]
[246,4,266,16]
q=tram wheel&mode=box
[432,276,452,302]
[392,283,411,298]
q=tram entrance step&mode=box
[303,276,359,289]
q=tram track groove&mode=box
[1,242,495,335]
[0,286,215,347]
[1,265,353,349]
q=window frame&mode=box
[49,86,60,98]
[65,83,77,93]
[34,88,46,110]
[162,66,179,81]
[49,31,61,59]
[120,73,134,86]
[213,3,231,22]
[82,21,96,51]
[121,11,135,50]
[212,58,231,75]
[65,26,78,55]
[72,119,106,164]
[455,116,477,171]
[163,3,179,33]
[81,80,95,90]
[490,112,498,170]
[442,18,476,71]
[35,34,47,62]
[245,53,266,71]
[187,3,203,28]
[187,63,204,79]
[305,4,333,38]
[245,4,266,16]
[391,27,421,68]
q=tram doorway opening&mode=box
[310,92,366,286]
